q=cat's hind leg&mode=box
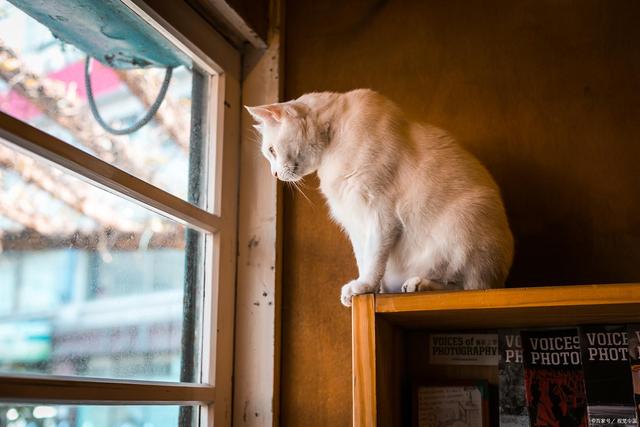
[401,277,447,293]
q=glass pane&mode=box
[0,140,205,382]
[0,404,197,427]
[0,1,210,209]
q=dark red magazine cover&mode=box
[521,328,588,427]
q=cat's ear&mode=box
[245,105,280,123]
[245,102,308,123]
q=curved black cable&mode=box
[84,56,173,135]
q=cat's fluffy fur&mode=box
[247,89,513,306]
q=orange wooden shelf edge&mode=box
[351,283,640,427]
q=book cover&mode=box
[521,328,588,427]
[415,381,489,427]
[627,324,640,423]
[428,333,499,366]
[580,325,637,426]
[498,329,530,426]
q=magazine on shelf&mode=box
[521,328,588,426]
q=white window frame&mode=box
[0,1,241,426]
[232,1,283,423]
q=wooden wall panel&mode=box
[225,0,268,41]
[281,1,640,425]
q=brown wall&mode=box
[281,1,640,425]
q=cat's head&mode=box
[245,101,325,182]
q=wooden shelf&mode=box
[351,283,640,426]
[375,283,640,329]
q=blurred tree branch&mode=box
[0,143,142,233]
[0,40,147,177]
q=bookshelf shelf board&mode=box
[373,283,640,330]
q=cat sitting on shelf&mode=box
[246,89,513,306]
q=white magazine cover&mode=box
[418,386,484,427]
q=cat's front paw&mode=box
[340,279,376,307]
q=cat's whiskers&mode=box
[249,127,262,145]
[288,179,312,204]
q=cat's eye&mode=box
[269,146,276,156]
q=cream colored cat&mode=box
[247,89,513,306]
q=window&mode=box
[0,0,240,426]
[0,2,205,207]
[3,405,195,426]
